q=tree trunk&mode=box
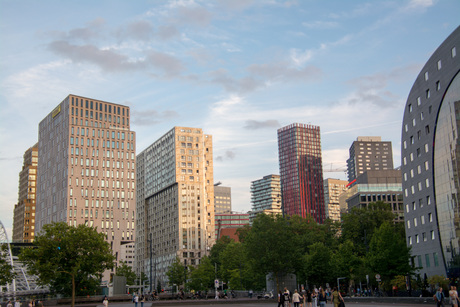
[72,274,75,307]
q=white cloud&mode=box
[302,21,339,29]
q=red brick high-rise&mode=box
[277,123,325,223]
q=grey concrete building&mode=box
[214,184,231,214]
[343,170,404,223]
[347,136,393,183]
[36,94,136,282]
[401,26,460,278]
[323,178,348,222]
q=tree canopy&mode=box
[0,244,15,286]
[19,222,115,307]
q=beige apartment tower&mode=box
[323,178,348,222]
[36,94,136,281]
[13,143,38,243]
[136,127,214,288]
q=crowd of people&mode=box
[277,287,344,307]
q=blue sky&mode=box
[0,0,459,239]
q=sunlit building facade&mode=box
[323,178,348,222]
[36,94,136,281]
[249,174,282,221]
[214,184,232,214]
[401,26,460,277]
[13,143,38,243]
[135,127,215,286]
[278,123,325,223]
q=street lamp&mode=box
[148,233,153,292]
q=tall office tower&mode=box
[323,178,348,222]
[136,127,214,286]
[214,184,231,214]
[346,137,393,183]
[401,26,460,278]
[277,123,325,223]
[249,174,282,221]
[36,94,136,281]
[12,143,38,243]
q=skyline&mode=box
[1,0,459,240]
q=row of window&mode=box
[406,212,433,228]
[71,97,129,116]
[70,147,135,160]
[416,252,440,269]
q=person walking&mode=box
[306,290,312,307]
[102,296,108,307]
[450,286,458,307]
[14,299,21,307]
[140,294,145,307]
[278,290,285,307]
[301,286,307,307]
[318,288,327,307]
[434,287,445,307]
[133,293,139,307]
[331,287,344,307]
[292,290,301,307]
[283,288,291,307]
[6,301,13,307]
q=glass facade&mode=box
[434,72,460,275]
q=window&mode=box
[416,234,419,243]
[437,60,442,70]
[408,104,412,113]
[417,255,422,267]
[433,252,439,267]
[452,47,457,58]
[425,254,430,268]
[417,96,421,106]
[426,89,430,99]
[409,236,412,245]
[414,217,418,227]
[431,230,435,239]
[407,220,411,229]
[424,71,429,81]
[436,81,441,91]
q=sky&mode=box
[0,0,459,240]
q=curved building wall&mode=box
[401,26,460,278]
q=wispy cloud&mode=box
[131,109,179,126]
[244,119,280,130]
[302,20,339,29]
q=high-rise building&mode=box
[135,127,215,286]
[36,94,136,280]
[277,123,325,223]
[323,178,348,222]
[347,137,393,183]
[401,26,460,278]
[249,174,281,221]
[12,143,38,243]
[214,184,231,214]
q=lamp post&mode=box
[148,234,153,292]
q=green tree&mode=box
[366,222,413,289]
[19,222,115,307]
[242,214,302,292]
[0,244,15,286]
[209,236,233,280]
[340,201,396,255]
[332,240,365,284]
[303,242,334,286]
[428,275,449,290]
[166,257,186,291]
[116,260,137,285]
[187,256,214,290]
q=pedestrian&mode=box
[318,288,327,307]
[283,288,291,307]
[249,289,253,298]
[6,301,13,307]
[140,294,144,307]
[331,287,344,307]
[134,293,139,307]
[450,286,458,307]
[14,299,21,307]
[102,296,108,307]
[306,290,312,307]
[312,288,318,307]
[301,286,307,307]
[434,287,445,307]
[278,290,285,307]
[292,289,301,307]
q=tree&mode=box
[0,244,15,286]
[187,256,214,290]
[303,242,334,286]
[166,257,186,291]
[19,222,115,307]
[340,201,396,255]
[116,261,137,285]
[242,214,302,292]
[366,222,413,289]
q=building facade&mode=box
[278,123,325,223]
[323,178,348,222]
[401,26,460,277]
[36,94,136,281]
[214,184,232,214]
[215,212,249,241]
[135,127,215,286]
[12,143,38,243]
[342,170,404,223]
[249,174,281,221]
[347,137,393,183]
